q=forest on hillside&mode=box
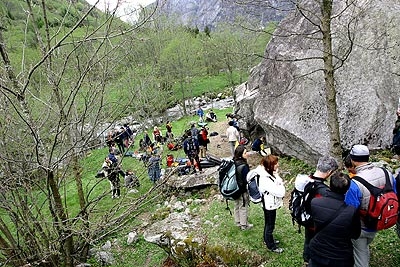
[0,0,274,266]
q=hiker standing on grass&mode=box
[344,145,397,267]
[147,152,161,183]
[233,145,252,230]
[166,120,173,141]
[114,127,125,155]
[197,106,204,122]
[256,155,285,253]
[309,172,361,267]
[302,156,338,266]
[226,121,240,158]
[153,126,162,143]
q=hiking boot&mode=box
[270,247,284,253]
[240,224,253,230]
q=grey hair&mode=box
[316,155,338,173]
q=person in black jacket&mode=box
[233,145,252,230]
[309,172,361,267]
[392,109,400,156]
[183,130,202,173]
[302,156,338,266]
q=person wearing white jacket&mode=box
[256,155,286,253]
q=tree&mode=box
[159,28,204,115]
[0,1,162,266]
[202,21,269,100]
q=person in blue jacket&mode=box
[197,106,204,122]
[344,144,397,267]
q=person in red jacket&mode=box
[198,126,209,158]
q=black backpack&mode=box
[186,137,197,155]
[289,181,325,232]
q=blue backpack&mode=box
[246,170,262,204]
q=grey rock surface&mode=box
[235,0,400,165]
[164,166,219,188]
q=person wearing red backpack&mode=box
[345,144,398,267]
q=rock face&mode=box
[152,0,288,30]
[235,0,400,165]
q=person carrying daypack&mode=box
[289,174,315,231]
[183,130,202,173]
[296,155,338,266]
[219,145,251,230]
[255,155,286,253]
[345,145,398,267]
[309,172,361,267]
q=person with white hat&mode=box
[345,144,397,267]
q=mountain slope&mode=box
[150,0,289,30]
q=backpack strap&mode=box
[353,168,391,196]
[254,174,265,207]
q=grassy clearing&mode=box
[86,145,400,266]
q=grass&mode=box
[74,109,400,267]
[3,104,399,267]
[84,143,400,267]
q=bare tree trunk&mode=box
[47,170,74,267]
[321,0,342,159]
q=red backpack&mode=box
[353,168,399,231]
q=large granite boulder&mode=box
[235,0,400,165]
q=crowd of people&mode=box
[230,141,398,267]
[94,107,400,266]
[224,109,400,266]
[95,106,217,197]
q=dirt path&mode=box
[205,120,231,159]
[206,120,262,168]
